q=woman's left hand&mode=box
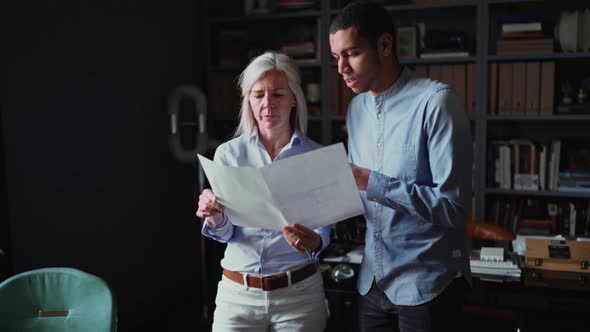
[282,224,321,253]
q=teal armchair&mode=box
[0,267,117,332]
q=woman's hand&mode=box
[196,189,225,227]
[282,224,321,253]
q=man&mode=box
[329,2,472,332]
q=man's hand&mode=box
[351,163,370,191]
[282,224,322,253]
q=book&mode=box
[466,64,476,113]
[511,62,526,115]
[496,38,554,55]
[452,64,466,109]
[330,67,340,114]
[498,63,513,115]
[501,22,543,33]
[500,32,545,39]
[280,41,315,58]
[539,62,555,115]
[419,50,469,58]
[524,62,541,115]
[488,63,498,115]
[414,65,429,77]
[559,171,590,191]
[497,38,553,46]
[556,103,590,115]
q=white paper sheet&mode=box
[198,143,365,230]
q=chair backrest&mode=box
[467,220,516,241]
[0,267,116,332]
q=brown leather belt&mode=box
[223,264,317,291]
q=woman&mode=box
[196,51,330,332]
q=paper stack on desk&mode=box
[470,247,521,282]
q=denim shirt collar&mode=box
[371,66,412,104]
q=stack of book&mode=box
[496,16,553,55]
[556,103,590,115]
[280,41,315,58]
[470,248,521,282]
[559,172,590,193]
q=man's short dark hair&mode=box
[329,1,395,48]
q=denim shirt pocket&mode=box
[390,144,417,181]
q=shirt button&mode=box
[374,202,379,208]
[377,112,382,119]
[377,142,382,148]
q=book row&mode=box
[488,61,555,116]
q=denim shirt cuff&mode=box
[366,170,386,202]
[306,236,326,262]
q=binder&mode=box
[539,61,555,115]
[452,64,466,109]
[511,62,526,115]
[340,77,354,115]
[429,65,442,82]
[330,67,341,114]
[489,63,498,115]
[525,62,541,115]
[440,65,454,88]
[414,65,429,77]
[466,63,476,113]
[498,63,513,115]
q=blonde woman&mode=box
[196,52,330,332]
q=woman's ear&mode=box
[379,32,394,57]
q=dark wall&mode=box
[2,1,205,331]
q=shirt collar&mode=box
[371,66,411,103]
[247,126,302,147]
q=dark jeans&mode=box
[358,276,468,332]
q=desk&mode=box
[322,264,590,332]
[465,275,590,332]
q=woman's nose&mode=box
[262,94,273,110]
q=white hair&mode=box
[234,51,308,137]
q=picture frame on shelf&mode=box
[396,26,418,60]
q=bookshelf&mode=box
[198,1,590,331]
[482,0,590,237]
[201,0,590,235]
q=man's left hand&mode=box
[351,163,370,191]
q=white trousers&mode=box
[212,270,328,332]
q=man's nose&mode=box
[338,58,349,75]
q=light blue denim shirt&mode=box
[347,67,472,305]
[201,128,331,276]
